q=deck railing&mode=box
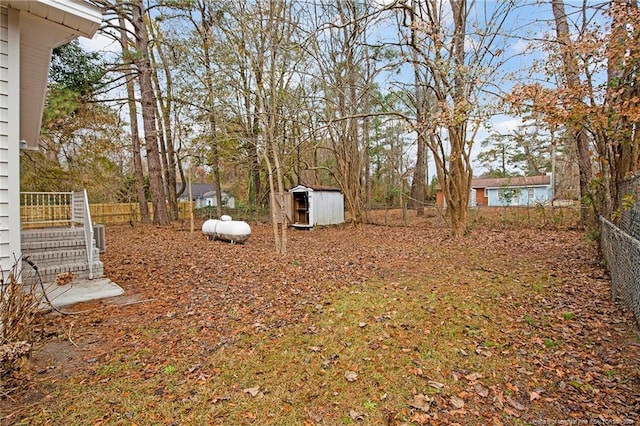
[21,191,74,227]
[21,190,95,279]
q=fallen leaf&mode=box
[428,380,445,389]
[475,383,489,398]
[243,386,260,397]
[450,395,465,409]
[529,391,541,401]
[506,396,525,411]
[410,412,431,424]
[349,410,364,420]
[503,407,521,418]
[475,346,493,357]
[307,410,323,422]
[505,382,520,394]
[517,367,533,376]
[408,394,433,412]
[465,372,483,382]
[344,371,358,382]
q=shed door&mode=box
[292,192,309,225]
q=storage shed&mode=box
[288,185,344,228]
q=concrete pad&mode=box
[35,278,124,310]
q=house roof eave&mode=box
[8,0,102,39]
[8,0,102,149]
[484,184,551,190]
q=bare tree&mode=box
[394,0,515,236]
[254,0,304,254]
[307,0,382,224]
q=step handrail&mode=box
[72,190,94,280]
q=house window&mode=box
[527,188,534,199]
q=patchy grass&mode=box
[16,276,540,424]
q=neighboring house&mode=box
[1,1,102,275]
[202,191,235,209]
[177,183,213,208]
[436,174,552,208]
[474,175,552,207]
[286,184,345,228]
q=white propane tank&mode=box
[202,217,251,244]
[202,219,219,236]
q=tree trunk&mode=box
[409,1,426,216]
[131,0,169,225]
[410,132,427,216]
[446,0,472,237]
[148,18,179,220]
[118,8,149,223]
[251,104,262,206]
[199,1,224,217]
[551,0,594,228]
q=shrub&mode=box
[1,261,41,384]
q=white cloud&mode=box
[491,117,524,135]
[510,38,529,55]
[79,32,120,55]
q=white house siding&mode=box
[487,185,552,207]
[0,6,21,275]
[0,6,21,273]
[0,6,20,275]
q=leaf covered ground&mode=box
[3,211,640,425]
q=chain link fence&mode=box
[601,172,640,325]
[615,172,640,239]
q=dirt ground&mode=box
[2,209,639,425]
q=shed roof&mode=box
[289,184,342,192]
[472,175,550,189]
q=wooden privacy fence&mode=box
[89,202,195,225]
[21,202,193,227]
